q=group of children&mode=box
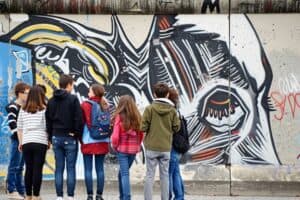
[6,74,185,200]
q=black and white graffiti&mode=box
[0,14,281,165]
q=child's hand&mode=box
[18,144,22,152]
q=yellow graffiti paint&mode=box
[11,23,110,84]
[11,24,64,40]
[35,64,59,98]
[88,66,105,84]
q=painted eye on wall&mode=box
[198,86,248,135]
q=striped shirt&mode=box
[17,109,48,146]
[5,102,21,140]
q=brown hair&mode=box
[90,84,108,110]
[113,95,141,131]
[59,74,73,89]
[23,86,45,113]
[14,82,30,97]
[37,84,47,105]
[153,82,169,98]
[168,88,179,108]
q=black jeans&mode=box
[22,143,47,196]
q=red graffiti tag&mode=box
[270,92,300,121]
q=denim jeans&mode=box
[117,153,136,200]
[83,154,105,196]
[169,148,184,200]
[52,136,78,197]
[6,138,25,195]
[144,150,170,200]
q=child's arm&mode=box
[172,110,181,133]
[111,115,121,150]
[5,103,18,136]
[16,109,24,151]
[141,107,151,133]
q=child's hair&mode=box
[153,82,169,98]
[114,95,141,131]
[37,84,47,105]
[59,74,73,89]
[168,88,179,108]
[23,85,45,113]
[14,82,30,97]
[90,84,108,110]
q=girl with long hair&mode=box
[111,95,144,200]
[17,85,48,200]
[80,84,109,200]
[168,88,185,200]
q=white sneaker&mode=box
[7,191,24,200]
[56,197,63,200]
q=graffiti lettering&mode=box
[35,46,70,74]
[201,0,220,13]
[271,91,300,121]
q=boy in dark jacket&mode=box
[46,74,83,200]
[141,83,180,200]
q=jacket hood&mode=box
[152,98,175,115]
[54,89,69,100]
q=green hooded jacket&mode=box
[141,99,181,152]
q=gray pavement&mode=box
[0,194,300,200]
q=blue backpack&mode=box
[86,100,111,140]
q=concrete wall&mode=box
[0,13,300,195]
[0,0,300,14]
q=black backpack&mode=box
[172,114,190,154]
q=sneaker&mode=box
[56,197,63,200]
[96,194,104,200]
[87,195,93,200]
[7,191,24,200]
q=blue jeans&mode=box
[117,153,136,200]
[7,138,25,195]
[52,136,78,197]
[169,149,184,200]
[83,154,105,196]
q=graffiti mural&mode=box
[0,14,281,167]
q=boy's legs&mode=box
[144,150,159,200]
[65,137,78,197]
[158,152,170,200]
[52,136,65,197]
[7,138,25,196]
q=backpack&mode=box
[86,100,111,140]
[172,114,190,154]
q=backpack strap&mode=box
[85,99,102,111]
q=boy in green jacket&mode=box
[141,83,180,200]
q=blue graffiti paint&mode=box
[0,42,32,165]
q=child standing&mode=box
[141,83,180,200]
[168,88,185,200]
[17,86,49,200]
[46,74,83,200]
[81,84,109,200]
[6,82,30,200]
[111,95,144,200]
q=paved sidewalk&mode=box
[0,194,299,200]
